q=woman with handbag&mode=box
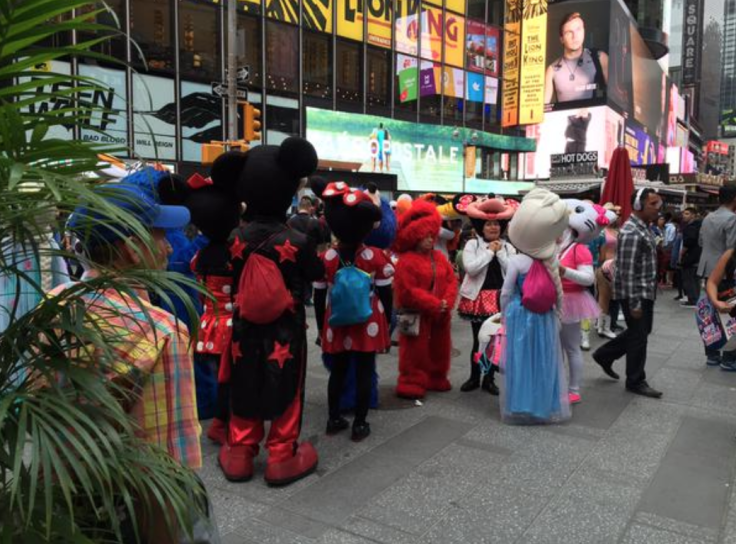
[393,200,458,400]
[457,197,518,395]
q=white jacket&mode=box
[460,237,516,301]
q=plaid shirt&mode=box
[49,283,202,469]
[613,215,658,310]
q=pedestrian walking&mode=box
[592,188,663,399]
[679,208,702,308]
[697,186,736,369]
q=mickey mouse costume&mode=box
[215,138,324,486]
[311,180,394,441]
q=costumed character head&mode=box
[310,179,383,247]
[560,199,615,246]
[158,168,240,246]
[393,199,442,254]
[508,188,569,309]
[361,182,397,249]
[466,197,520,242]
[395,193,413,216]
[603,202,622,227]
[210,137,318,220]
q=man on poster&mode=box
[544,12,608,104]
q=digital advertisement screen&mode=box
[523,105,623,179]
[306,107,535,194]
[466,20,501,78]
[624,121,658,166]
[543,0,610,109]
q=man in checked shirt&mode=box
[593,188,664,399]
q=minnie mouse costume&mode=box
[311,180,394,441]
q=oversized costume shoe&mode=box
[264,442,318,487]
[218,443,257,482]
[207,418,228,445]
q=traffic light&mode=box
[243,102,262,142]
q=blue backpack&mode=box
[329,260,373,327]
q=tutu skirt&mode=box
[458,289,500,321]
[561,290,600,324]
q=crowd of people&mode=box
[11,137,736,541]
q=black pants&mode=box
[328,352,374,424]
[594,299,654,388]
[673,268,684,298]
[681,266,700,304]
[609,299,621,329]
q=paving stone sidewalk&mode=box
[200,293,736,543]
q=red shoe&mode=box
[428,378,452,392]
[218,444,256,482]
[207,418,227,445]
[396,382,426,400]
[264,442,318,487]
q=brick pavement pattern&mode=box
[199,295,736,544]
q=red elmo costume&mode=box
[393,200,458,399]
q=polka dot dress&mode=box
[317,245,394,354]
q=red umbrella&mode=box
[600,146,634,223]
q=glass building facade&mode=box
[47,0,515,172]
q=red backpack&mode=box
[236,232,293,324]
[521,260,557,314]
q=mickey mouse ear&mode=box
[210,151,247,191]
[309,175,328,199]
[278,137,318,179]
[157,173,190,206]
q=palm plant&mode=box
[0,0,206,541]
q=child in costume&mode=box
[501,189,571,424]
[158,169,241,442]
[312,181,394,442]
[216,138,325,486]
[393,200,458,399]
[458,197,518,395]
[558,200,615,404]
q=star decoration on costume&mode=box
[232,341,243,360]
[268,341,293,369]
[274,239,298,264]
[229,237,248,260]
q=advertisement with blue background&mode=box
[306,107,535,194]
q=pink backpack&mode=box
[521,260,556,314]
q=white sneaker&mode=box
[580,329,591,351]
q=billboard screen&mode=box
[306,107,534,194]
[543,0,610,109]
[523,105,623,179]
[624,121,658,166]
[466,20,501,77]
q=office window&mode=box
[336,39,363,111]
[266,21,299,96]
[487,0,503,26]
[238,14,263,89]
[130,0,174,72]
[179,1,221,81]
[367,47,391,112]
[78,0,125,61]
[303,31,333,101]
[468,0,486,19]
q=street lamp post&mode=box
[452,127,479,193]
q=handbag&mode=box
[397,253,436,337]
